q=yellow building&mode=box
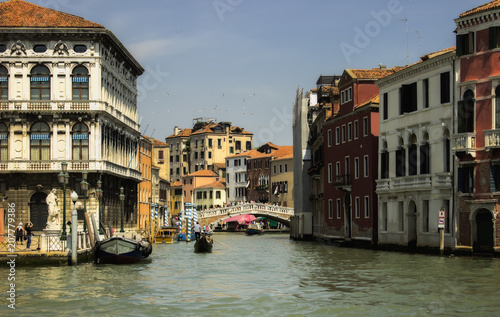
[170,181,183,218]
[193,180,226,211]
[270,154,294,208]
[167,119,253,182]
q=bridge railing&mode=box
[199,203,294,219]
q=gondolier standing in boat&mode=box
[194,221,202,241]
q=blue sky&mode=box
[31,0,487,146]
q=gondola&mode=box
[93,236,152,264]
[194,233,213,253]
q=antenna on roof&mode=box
[398,17,409,66]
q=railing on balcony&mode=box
[375,179,390,192]
[393,175,432,191]
[333,174,351,189]
[1,100,139,131]
[485,129,500,151]
[0,160,142,180]
[452,133,476,157]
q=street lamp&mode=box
[96,179,103,235]
[70,190,79,265]
[81,171,88,233]
[119,186,125,233]
[58,161,69,240]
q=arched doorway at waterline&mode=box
[407,200,417,250]
[475,209,494,252]
[30,191,48,231]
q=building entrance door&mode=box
[476,209,493,251]
[407,200,417,250]
[30,192,48,231]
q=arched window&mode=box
[408,134,418,176]
[0,123,8,161]
[444,129,451,173]
[72,65,89,100]
[30,122,50,160]
[396,138,405,177]
[72,122,89,160]
[458,89,475,133]
[0,65,8,100]
[30,65,50,100]
[420,133,430,175]
[380,140,389,179]
[495,86,500,129]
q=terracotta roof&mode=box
[0,0,104,28]
[166,128,192,139]
[356,95,379,109]
[213,162,226,169]
[251,145,293,159]
[191,123,252,136]
[460,0,500,18]
[226,149,265,159]
[195,180,226,190]
[420,47,455,61]
[347,67,405,81]
[171,181,182,187]
[186,170,218,177]
[273,153,293,161]
[143,136,168,146]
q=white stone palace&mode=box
[0,0,144,232]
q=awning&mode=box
[223,214,256,225]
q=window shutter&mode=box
[440,72,450,104]
[490,27,498,50]
[456,34,465,57]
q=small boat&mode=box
[155,226,179,244]
[93,236,152,264]
[246,223,263,235]
[194,233,213,253]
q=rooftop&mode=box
[0,0,104,28]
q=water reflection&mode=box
[2,233,500,316]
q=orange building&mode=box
[138,137,153,231]
[182,170,219,204]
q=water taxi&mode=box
[155,226,180,244]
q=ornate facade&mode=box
[0,1,144,231]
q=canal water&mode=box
[2,233,500,316]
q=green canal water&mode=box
[2,233,500,316]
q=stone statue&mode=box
[46,189,60,229]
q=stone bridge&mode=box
[199,203,294,227]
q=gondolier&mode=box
[194,222,202,241]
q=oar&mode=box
[213,238,237,251]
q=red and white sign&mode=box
[438,210,446,229]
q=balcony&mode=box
[393,175,432,191]
[375,179,390,193]
[434,172,452,189]
[484,129,500,153]
[0,160,142,181]
[333,174,351,191]
[452,133,476,157]
[0,100,139,131]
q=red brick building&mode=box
[453,1,500,253]
[322,66,401,245]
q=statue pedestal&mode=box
[40,228,63,252]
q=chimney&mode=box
[379,64,387,70]
[174,126,180,136]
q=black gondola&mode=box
[194,233,213,253]
[93,236,152,264]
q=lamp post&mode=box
[81,171,88,233]
[70,190,78,265]
[119,186,125,233]
[58,161,69,240]
[96,179,103,235]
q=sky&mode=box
[30,0,488,146]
